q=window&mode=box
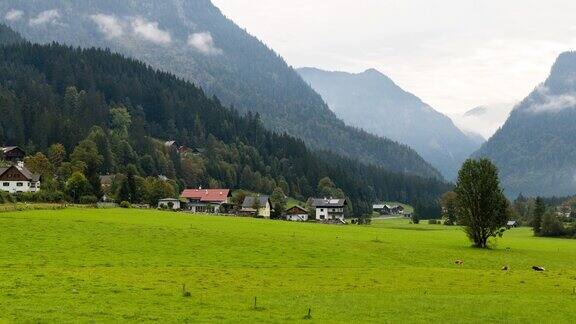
[16,182,23,187]
[320,215,325,220]
[2,182,8,187]
[320,208,324,212]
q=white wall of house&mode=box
[259,202,271,218]
[0,180,40,193]
[315,207,344,220]
[158,200,181,210]
[287,214,308,221]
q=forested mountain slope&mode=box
[0,28,450,215]
[298,67,480,180]
[475,52,576,197]
[0,0,441,179]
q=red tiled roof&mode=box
[181,189,230,203]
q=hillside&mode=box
[0,0,441,180]
[0,28,450,215]
[1,208,575,322]
[298,67,480,180]
[475,52,576,197]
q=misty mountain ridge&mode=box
[454,103,514,139]
[0,0,442,180]
[475,51,576,197]
[297,66,480,180]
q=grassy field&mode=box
[0,208,575,322]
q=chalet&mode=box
[507,220,519,229]
[158,198,181,210]
[309,198,347,221]
[241,195,272,218]
[285,205,308,221]
[373,204,390,215]
[0,164,40,193]
[1,146,25,163]
[181,188,231,213]
[373,203,404,215]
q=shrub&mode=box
[120,201,131,208]
[79,195,98,205]
[540,212,565,237]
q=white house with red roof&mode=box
[181,188,231,213]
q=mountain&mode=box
[475,51,576,197]
[0,0,441,180]
[0,25,450,215]
[453,103,514,139]
[297,67,480,180]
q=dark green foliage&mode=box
[455,159,509,248]
[475,52,576,196]
[120,201,131,208]
[65,172,91,203]
[441,191,458,225]
[0,0,441,180]
[532,197,546,235]
[0,32,450,214]
[79,195,98,205]
[540,212,565,237]
[0,24,24,46]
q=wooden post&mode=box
[254,296,257,309]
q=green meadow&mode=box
[0,208,575,323]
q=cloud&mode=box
[131,17,171,45]
[188,32,223,55]
[527,85,576,113]
[5,9,23,21]
[90,14,124,39]
[29,9,60,26]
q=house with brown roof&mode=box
[285,205,309,221]
[181,188,231,213]
[0,164,40,193]
[1,146,25,163]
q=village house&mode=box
[1,146,25,163]
[181,188,231,213]
[0,163,41,193]
[309,198,347,221]
[373,204,404,215]
[285,205,309,221]
[158,198,181,210]
[241,195,272,218]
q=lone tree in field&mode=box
[455,159,509,248]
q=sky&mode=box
[212,0,576,133]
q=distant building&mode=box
[181,188,231,213]
[373,204,404,215]
[309,198,347,221]
[158,198,181,210]
[0,164,40,193]
[285,205,308,221]
[164,141,179,151]
[241,195,272,218]
[507,220,518,229]
[1,146,25,163]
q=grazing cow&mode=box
[455,260,464,266]
[532,266,545,271]
[501,265,508,271]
